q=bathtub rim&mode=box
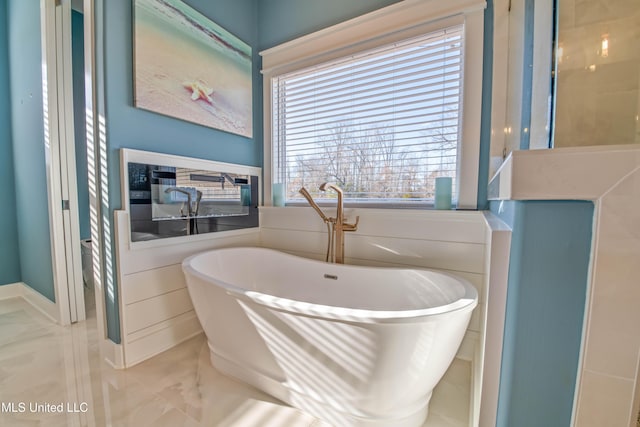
[182,247,478,324]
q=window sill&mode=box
[280,201,460,210]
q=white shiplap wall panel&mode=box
[114,210,261,367]
[347,234,485,274]
[261,207,487,243]
[119,230,260,275]
[126,311,198,344]
[124,288,193,335]
[349,211,486,243]
[260,207,329,232]
[260,226,485,273]
[259,228,332,258]
[124,312,202,367]
[121,264,186,305]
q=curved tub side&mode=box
[183,266,288,382]
[182,250,476,427]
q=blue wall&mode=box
[99,0,411,344]
[491,200,594,427]
[104,0,261,209]
[100,0,408,343]
[257,0,401,50]
[102,0,261,342]
[0,0,21,286]
[7,0,55,302]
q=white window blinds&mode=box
[272,24,464,204]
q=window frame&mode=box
[261,0,486,209]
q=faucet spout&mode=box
[299,183,359,264]
[299,187,330,223]
[300,186,335,263]
[319,183,343,225]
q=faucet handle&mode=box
[343,216,359,232]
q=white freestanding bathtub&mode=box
[182,247,477,427]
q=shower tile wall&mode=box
[492,146,640,427]
[574,164,640,426]
[554,0,640,147]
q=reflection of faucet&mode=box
[221,173,235,189]
[299,183,359,264]
[164,187,203,235]
[193,190,202,217]
[165,187,193,216]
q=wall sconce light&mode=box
[601,34,609,58]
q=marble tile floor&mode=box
[0,297,470,427]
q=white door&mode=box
[41,0,85,324]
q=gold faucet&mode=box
[299,183,359,264]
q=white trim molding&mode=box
[0,283,59,324]
[489,144,640,427]
[120,148,262,219]
[260,0,486,75]
[21,283,59,324]
[478,212,512,427]
[0,283,24,300]
[261,0,486,209]
[82,0,112,351]
[40,0,75,326]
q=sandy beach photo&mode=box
[134,0,252,138]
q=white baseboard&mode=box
[21,283,59,324]
[123,311,203,368]
[0,282,24,300]
[0,282,59,324]
[102,338,125,370]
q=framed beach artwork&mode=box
[133,0,252,138]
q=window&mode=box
[262,0,485,208]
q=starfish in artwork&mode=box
[182,79,214,104]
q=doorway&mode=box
[41,0,107,341]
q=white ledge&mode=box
[488,145,640,201]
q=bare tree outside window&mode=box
[274,26,464,205]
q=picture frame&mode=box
[133,0,253,138]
